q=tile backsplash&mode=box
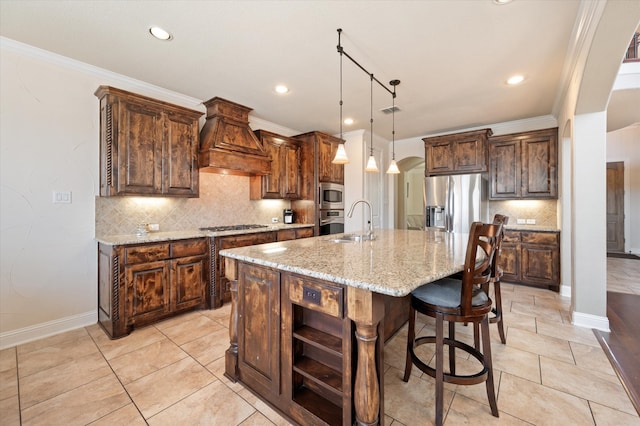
[95,173,289,236]
[489,199,557,228]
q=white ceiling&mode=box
[1,0,637,140]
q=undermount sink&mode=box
[327,234,376,243]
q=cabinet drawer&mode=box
[220,232,276,249]
[503,231,521,243]
[171,239,207,257]
[522,232,558,245]
[296,227,314,239]
[124,243,170,264]
[277,229,297,242]
[288,275,344,318]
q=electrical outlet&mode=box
[52,191,72,204]
[272,217,279,223]
[526,219,536,225]
[516,218,525,225]
[148,223,160,231]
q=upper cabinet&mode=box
[95,86,202,197]
[423,129,492,176]
[295,132,344,185]
[250,130,302,200]
[489,128,558,200]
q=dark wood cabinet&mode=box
[98,238,208,338]
[295,131,344,186]
[95,86,201,197]
[250,130,302,200]
[237,262,281,398]
[500,230,560,291]
[423,129,492,176]
[489,128,558,200]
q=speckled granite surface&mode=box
[95,224,314,245]
[220,229,471,297]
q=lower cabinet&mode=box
[500,230,560,291]
[98,238,208,338]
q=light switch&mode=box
[526,219,536,225]
[516,218,525,224]
[52,191,72,204]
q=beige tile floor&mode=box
[1,260,639,425]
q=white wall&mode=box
[607,124,640,254]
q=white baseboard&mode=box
[0,310,97,350]
[571,311,610,332]
[560,284,571,298]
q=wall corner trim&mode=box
[571,311,609,332]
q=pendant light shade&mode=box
[365,155,379,172]
[333,143,350,164]
[386,159,400,174]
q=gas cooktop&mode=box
[199,224,269,232]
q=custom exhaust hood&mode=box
[198,97,271,176]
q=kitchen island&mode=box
[219,229,470,425]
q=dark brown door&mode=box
[606,162,625,253]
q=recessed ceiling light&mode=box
[274,85,289,94]
[507,75,525,85]
[493,0,513,5]
[149,26,172,41]
[344,118,354,125]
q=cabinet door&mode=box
[425,141,453,175]
[117,101,164,195]
[489,140,521,199]
[318,135,344,184]
[521,133,557,198]
[283,142,302,199]
[521,244,560,289]
[125,260,170,325]
[172,255,207,311]
[453,137,486,172]
[238,263,280,398]
[499,243,520,283]
[261,139,284,199]
[164,112,199,197]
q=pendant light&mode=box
[386,79,401,174]
[365,74,379,173]
[332,29,350,164]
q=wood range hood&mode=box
[198,97,271,176]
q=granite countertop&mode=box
[219,229,470,297]
[95,223,314,245]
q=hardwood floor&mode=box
[594,257,640,416]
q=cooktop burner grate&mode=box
[199,224,269,232]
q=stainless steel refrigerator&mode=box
[424,173,489,233]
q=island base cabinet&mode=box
[225,259,401,425]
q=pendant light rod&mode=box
[337,29,397,99]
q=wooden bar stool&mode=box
[403,222,502,425]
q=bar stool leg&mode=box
[493,281,506,344]
[403,305,415,382]
[481,315,499,417]
[435,313,445,426]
